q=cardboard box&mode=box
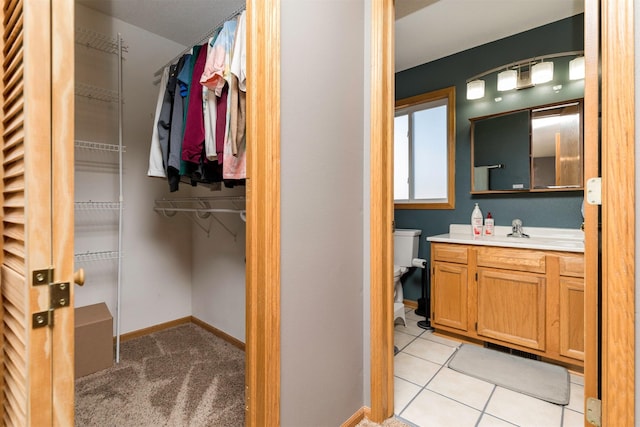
[75,303,113,378]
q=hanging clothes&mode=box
[148,8,248,190]
[181,44,209,164]
[147,66,169,178]
[167,54,189,192]
[200,19,237,96]
[203,29,222,161]
[223,11,247,180]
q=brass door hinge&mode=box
[586,397,601,426]
[32,268,70,329]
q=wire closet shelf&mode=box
[154,196,247,238]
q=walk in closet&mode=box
[73,0,248,364]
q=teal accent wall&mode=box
[395,14,585,301]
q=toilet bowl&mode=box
[393,228,421,328]
[394,266,407,303]
[393,265,408,326]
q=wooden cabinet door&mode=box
[559,277,585,361]
[432,262,468,331]
[1,0,75,425]
[477,268,546,351]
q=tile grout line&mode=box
[395,343,460,420]
[395,328,577,427]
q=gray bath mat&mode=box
[448,344,570,405]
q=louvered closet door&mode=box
[1,0,75,425]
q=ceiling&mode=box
[76,0,584,72]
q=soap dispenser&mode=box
[484,212,495,236]
[471,203,483,237]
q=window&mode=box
[394,86,455,209]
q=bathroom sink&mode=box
[427,224,585,253]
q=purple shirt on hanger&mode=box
[181,44,209,164]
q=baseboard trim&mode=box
[403,299,418,309]
[117,317,246,352]
[191,316,246,351]
[341,406,371,427]
[119,317,192,342]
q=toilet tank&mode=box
[393,228,422,267]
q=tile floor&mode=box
[393,307,585,427]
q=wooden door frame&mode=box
[367,0,636,424]
[369,0,396,421]
[599,0,635,424]
[583,0,599,420]
[245,1,281,426]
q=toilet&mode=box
[393,228,422,326]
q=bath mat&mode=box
[448,344,570,405]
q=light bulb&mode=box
[466,79,485,100]
[531,61,554,84]
[497,69,517,91]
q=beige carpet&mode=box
[356,417,410,427]
[75,323,245,426]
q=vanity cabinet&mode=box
[558,254,585,361]
[430,242,585,367]
[433,263,468,331]
[476,268,546,351]
[431,243,469,332]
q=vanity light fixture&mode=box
[497,69,518,91]
[569,56,585,80]
[465,50,583,100]
[531,60,554,84]
[466,79,485,100]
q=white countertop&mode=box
[427,224,584,253]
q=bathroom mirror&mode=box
[470,99,583,193]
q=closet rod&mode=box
[153,4,246,77]
[155,196,246,203]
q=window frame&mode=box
[394,86,456,210]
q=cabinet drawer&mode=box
[432,243,468,264]
[558,254,585,277]
[477,247,546,273]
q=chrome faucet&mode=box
[507,218,530,238]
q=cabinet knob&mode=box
[73,268,85,286]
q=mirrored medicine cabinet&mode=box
[470,99,584,193]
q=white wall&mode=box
[190,185,246,342]
[280,1,367,424]
[75,4,194,334]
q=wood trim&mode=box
[50,0,75,424]
[340,406,371,427]
[395,202,455,210]
[403,300,418,310]
[118,317,246,352]
[601,0,635,425]
[370,0,395,422]
[246,1,280,426]
[394,86,456,210]
[23,1,54,424]
[583,0,600,417]
[191,317,245,351]
[119,317,191,342]
[0,0,7,420]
